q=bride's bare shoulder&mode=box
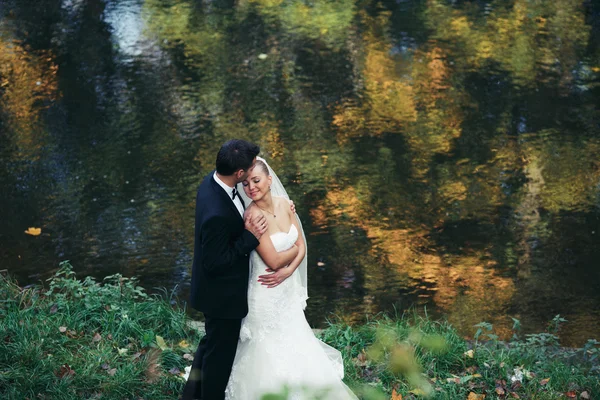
[274,195,292,204]
[273,196,293,216]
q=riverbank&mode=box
[1,263,598,399]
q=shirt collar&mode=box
[213,171,236,195]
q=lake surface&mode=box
[1,0,599,346]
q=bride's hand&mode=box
[258,267,293,288]
[289,200,296,214]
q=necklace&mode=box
[257,204,276,218]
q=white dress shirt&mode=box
[213,172,244,217]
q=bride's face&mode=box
[242,163,272,201]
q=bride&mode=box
[225,157,357,400]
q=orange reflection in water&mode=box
[312,186,516,339]
[0,37,58,159]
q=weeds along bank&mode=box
[1,262,598,399]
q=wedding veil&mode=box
[238,156,309,309]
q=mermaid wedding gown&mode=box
[225,224,357,400]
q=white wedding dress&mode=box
[225,224,357,400]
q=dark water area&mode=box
[1,0,599,346]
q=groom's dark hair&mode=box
[216,139,260,175]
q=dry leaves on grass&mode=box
[156,335,168,351]
[55,364,75,379]
[145,348,162,383]
[391,388,403,400]
[467,392,485,400]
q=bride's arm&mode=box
[245,207,299,270]
[258,203,306,288]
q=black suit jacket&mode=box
[189,172,260,319]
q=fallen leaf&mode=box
[24,227,41,236]
[168,367,181,375]
[466,366,478,374]
[460,375,480,384]
[391,388,403,400]
[464,350,474,358]
[117,348,128,355]
[145,349,162,383]
[55,364,75,379]
[178,340,190,349]
[511,381,522,391]
[92,333,102,342]
[49,304,58,314]
[409,388,427,396]
[509,393,520,399]
[580,391,590,399]
[107,368,117,376]
[467,392,485,400]
[565,392,577,398]
[132,352,143,361]
[356,350,368,367]
[100,363,110,370]
[540,378,550,386]
[182,365,192,380]
[155,335,168,351]
[66,330,78,338]
[183,353,194,361]
[58,326,67,333]
[495,387,505,395]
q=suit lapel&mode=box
[210,173,243,221]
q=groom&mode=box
[182,139,298,400]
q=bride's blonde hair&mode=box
[253,159,270,176]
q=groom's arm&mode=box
[200,216,259,276]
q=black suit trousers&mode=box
[181,316,242,400]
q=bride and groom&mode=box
[181,139,356,400]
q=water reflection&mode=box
[1,0,599,346]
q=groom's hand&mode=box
[245,214,268,240]
[258,267,293,288]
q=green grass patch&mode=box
[319,313,600,399]
[0,261,201,400]
[1,264,598,399]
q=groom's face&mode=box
[234,157,257,183]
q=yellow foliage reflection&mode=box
[312,185,515,339]
[425,0,590,86]
[332,10,416,143]
[0,36,58,160]
[240,0,355,48]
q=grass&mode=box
[0,261,201,400]
[320,314,600,399]
[1,263,598,399]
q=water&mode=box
[1,0,599,346]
